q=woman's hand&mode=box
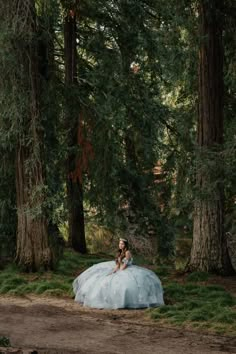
[108,265,119,275]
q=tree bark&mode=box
[15,148,51,271]
[188,0,234,274]
[64,11,87,253]
[15,0,52,271]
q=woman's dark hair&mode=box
[115,240,129,264]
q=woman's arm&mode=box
[112,263,120,273]
[120,250,131,270]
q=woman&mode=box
[73,238,164,309]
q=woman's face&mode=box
[119,240,125,250]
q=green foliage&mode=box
[85,222,115,254]
[55,250,111,276]
[0,336,11,347]
[224,6,236,237]
[186,271,209,282]
[150,280,236,334]
[153,265,172,278]
[0,248,236,335]
[0,0,66,262]
[72,0,192,255]
[0,250,111,296]
[0,0,235,264]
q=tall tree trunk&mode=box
[64,11,86,253]
[120,50,140,216]
[15,0,52,271]
[15,148,51,271]
[188,0,234,274]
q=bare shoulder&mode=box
[125,250,132,259]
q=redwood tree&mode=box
[64,8,87,253]
[188,0,234,274]
[13,0,52,271]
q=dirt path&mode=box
[0,295,236,354]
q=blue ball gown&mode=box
[72,257,164,309]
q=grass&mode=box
[1,251,236,336]
[149,275,236,335]
[154,265,173,278]
[0,250,112,298]
[185,271,209,282]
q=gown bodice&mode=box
[121,257,133,266]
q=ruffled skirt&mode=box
[73,261,164,309]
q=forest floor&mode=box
[1,294,236,354]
